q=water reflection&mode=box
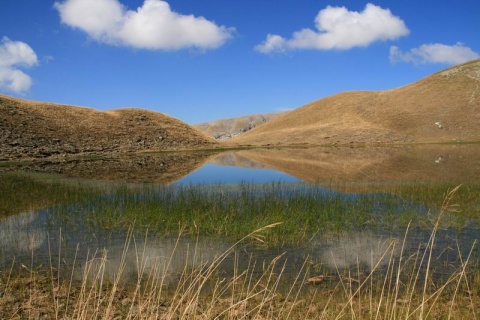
[317,233,400,270]
[0,151,215,184]
[0,210,229,284]
[176,164,300,184]
[230,144,480,185]
[0,210,47,254]
[1,145,478,186]
[1,144,479,285]
[209,151,266,169]
[173,144,480,187]
[76,236,230,285]
[1,209,477,284]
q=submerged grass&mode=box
[1,184,479,318]
[0,172,96,219]
[1,211,479,319]
[2,171,478,246]
[390,181,480,221]
[49,181,478,246]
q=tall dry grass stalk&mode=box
[1,187,478,319]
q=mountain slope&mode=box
[232,59,480,146]
[0,95,217,160]
[194,112,284,140]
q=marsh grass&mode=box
[2,174,479,318]
[3,172,478,246]
[1,208,479,319]
[391,181,480,222]
[0,172,95,218]
[49,181,478,246]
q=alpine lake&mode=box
[1,144,479,319]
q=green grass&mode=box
[2,171,478,246]
[0,172,96,218]
[388,181,480,221]
[1,176,480,318]
[47,181,477,246]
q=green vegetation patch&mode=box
[53,182,478,246]
[0,172,97,218]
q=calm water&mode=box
[1,208,478,282]
[1,145,479,282]
[175,163,300,184]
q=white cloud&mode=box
[256,3,409,53]
[0,37,38,94]
[257,35,288,54]
[390,43,480,65]
[54,0,234,50]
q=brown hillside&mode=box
[232,59,480,146]
[0,95,217,160]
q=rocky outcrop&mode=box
[194,113,285,140]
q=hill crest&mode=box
[0,94,217,160]
[232,59,480,146]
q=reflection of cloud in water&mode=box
[77,236,230,284]
[0,210,231,284]
[318,233,400,270]
[0,212,404,282]
[0,211,47,253]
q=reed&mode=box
[1,201,478,319]
[0,172,96,218]
[53,181,478,246]
[1,173,479,318]
[0,235,477,319]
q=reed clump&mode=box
[0,172,96,218]
[54,181,478,246]
[1,188,479,319]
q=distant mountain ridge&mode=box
[0,94,217,160]
[194,112,284,140]
[232,59,480,146]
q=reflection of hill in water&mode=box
[0,152,218,217]
[209,151,266,169]
[234,145,480,188]
[5,145,479,186]
[4,152,218,184]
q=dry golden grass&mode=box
[232,59,480,146]
[1,209,479,319]
[0,94,217,160]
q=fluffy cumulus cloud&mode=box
[390,43,480,65]
[54,0,234,50]
[256,3,409,53]
[0,37,38,94]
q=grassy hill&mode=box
[2,59,479,160]
[232,59,480,146]
[0,95,217,160]
[194,112,284,140]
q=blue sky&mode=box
[1,0,479,124]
